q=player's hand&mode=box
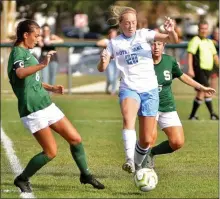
[163,16,175,33]
[41,50,57,67]
[187,69,195,78]
[200,86,216,95]
[52,85,64,94]
[100,49,108,63]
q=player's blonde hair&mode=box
[107,5,137,26]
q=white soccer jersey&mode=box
[106,28,158,93]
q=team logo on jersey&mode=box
[132,44,143,52]
[116,50,128,56]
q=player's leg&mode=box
[202,70,218,120]
[210,72,218,90]
[105,63,112,94]
[50,116,105,189]
[14,127,57,193]
[119,89,140,173]
[141,121,158,169]
[41,62,49,84]
[142,111,183,169]
[189,69,206,120]
[204,92,219,120]
[49,61,58,85]
[189,90,204,120]
[135,88,159,170]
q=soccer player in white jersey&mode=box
[97,5,178,173]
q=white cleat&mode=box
[122,160,135,173]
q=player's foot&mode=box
[134,163,142,172]
[122,159,135,173]
[142,149,155,169]
[14,175,32,193]
[188,115,199,120]
[211,113,219,120]
[80,174,105,189]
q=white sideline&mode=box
[1,127,36,198]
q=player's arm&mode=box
[96,39,108,48]
[187,53,194,77]
[179,73,216,95]
[97,49,111,72]
[42,82,64,94]
[213,54,219,67]
[50,34,64,43]
[154,17,178,44]
[16,51,56,79]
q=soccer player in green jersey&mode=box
[8,19,104,193]
[142,40,216,169]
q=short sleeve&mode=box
[140,28,156,42]
[12,48,25,71]
[172,58,183,79]
[187,36,200,54]
[106,40,113,57]
[209,40,217,55]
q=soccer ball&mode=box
[134,168,158,192]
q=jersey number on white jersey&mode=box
[125,54,138,65]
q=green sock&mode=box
[70,143,90,176]
[21,152,52,180]
[151,140,174,156]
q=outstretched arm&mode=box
[154,17,178,43]
[42,82,64,94]
[16,51,56,79]
[179,73,216,95]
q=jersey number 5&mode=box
[164,70,171,80]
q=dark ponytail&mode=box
[14,19,40,46]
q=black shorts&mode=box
[193,68,211,87]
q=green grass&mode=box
[1,74,106,93]
[1,80,219,198]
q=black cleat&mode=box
[14,175,32,193]
[211,113,219,120]
[188,116,199,120]
[80,174,105,189]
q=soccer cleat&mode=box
[14,175,32,193]
[211,113,219,120]
[188,116,199,120]
[80,174,105,189]
[122,159,135,173]
[141,149,155,169]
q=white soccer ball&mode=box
[134,168,158,192]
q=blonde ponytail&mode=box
[107,5,137,26]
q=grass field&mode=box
[1,79,219,198]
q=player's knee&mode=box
[123,119,135,129]
[170,139,184,151]
[68,135,82,145]
[45,148,57,159]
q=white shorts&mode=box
[21,103,65,134]
[156,111,182,130]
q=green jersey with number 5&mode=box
[8,46,52,117]
[154,54,183,112]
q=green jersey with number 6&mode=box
[8,46,52,117]
[154,54,183,112]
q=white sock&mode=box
[122,129,137,162]
[134,141,149,167]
